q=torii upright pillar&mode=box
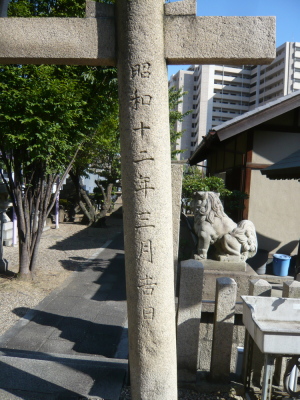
[116,2,178,398]
[0,1,275,398]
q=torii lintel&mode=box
[0,0,275,66]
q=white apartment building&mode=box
[249,42,300,108]
[169,42,300,160]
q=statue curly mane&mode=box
[193,191,257,262]
[194,191,225,225]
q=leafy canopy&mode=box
[182,166,231,200]
[169,87,192,159]
[0,65,118,176]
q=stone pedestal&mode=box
[202,263,257,302]
[199,258,246,272]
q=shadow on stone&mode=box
[49,215,123,252]
[12,308,127,358]
[0,349,127,399]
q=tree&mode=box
[169,86,192,159]
[0,0,118,279]
[68,101,120,226]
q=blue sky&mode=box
[167,0,300,78]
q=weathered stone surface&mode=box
[210,278,237,382]
[0,15,275,66]
[274,280,300,386]
[171,161,184,290]
[177,259,204,381]
[282,280,300,298]
[165,16,275,65]
[116,1,177,398]
[199,259,246,272]
[247,279,271,387]
[164,0,196,16]
[85,1,114,18]
[249,279,272,296]
[202,264,257,302]
[0,18,115,66]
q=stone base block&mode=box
[202,264,257,301]
[199,259,246,272]
[3,240,12,246]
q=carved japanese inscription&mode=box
[131,62,151,79]
[130,60,158,323]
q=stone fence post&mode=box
[171,161,184,294]
[274,280,300,386]
[210,277,237,382]
[177,259,204,382]
[243,279,272,387]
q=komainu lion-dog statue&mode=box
[193,191,257,262]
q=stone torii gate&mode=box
[0,1,275,398]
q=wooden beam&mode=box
[246,162,272,169]
[243,132,254,220]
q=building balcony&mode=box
[260,76,284,91]
[213,101,248,111]
[213,92,249,101]
[260,82,284,97]
[214,84,250,93]
[262,63,285,80]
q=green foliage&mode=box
[182,166,231,200]
[182,166,248,217]
[91,104,121,184]
[224,190,249,215]
[8,0,115,17]
[169,87,192,159]
[0,65,117,175]
[8,0,86,17]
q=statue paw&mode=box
[194,253,206,260]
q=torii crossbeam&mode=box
[0,1,275,399]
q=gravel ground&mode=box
[0,215,123,337]
[120,386,245,400]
